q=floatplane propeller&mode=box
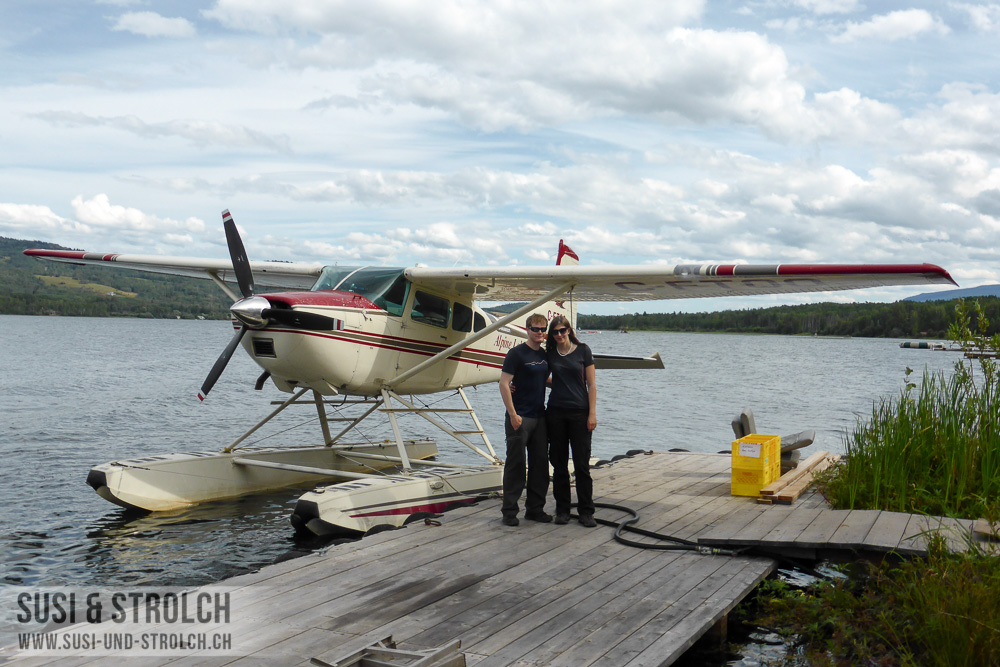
[198,210,338,401]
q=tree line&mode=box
[576,299,1000,339]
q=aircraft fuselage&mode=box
[240,288,569,396]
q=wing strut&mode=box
[386,282,574,388]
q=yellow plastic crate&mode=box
[731,434,781,496]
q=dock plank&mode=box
[862,510,910,552]
[827,509,882,550]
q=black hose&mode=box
[573,502,740,555]
[579,503,836,578]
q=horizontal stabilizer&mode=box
[593,351,664,370]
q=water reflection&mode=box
[3,489,332,590]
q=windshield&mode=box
[312,266,410,315]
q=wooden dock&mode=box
[4,451,990,666]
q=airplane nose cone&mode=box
[231,295,271,328]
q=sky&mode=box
[3,0,1000,314]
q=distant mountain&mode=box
[0,236,232,319]
[905,285,1000,302]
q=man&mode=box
[498,313,553,526]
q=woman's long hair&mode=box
[546,314,581,353]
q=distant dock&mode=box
[5,451,990,666]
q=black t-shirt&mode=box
[547,343,595,411]
[501,343,549,419]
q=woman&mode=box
[545,315,597,527]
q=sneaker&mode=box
[502,515,519,526]
[554,513,571,525]
[524,511,553,523]
[579,514,597,528]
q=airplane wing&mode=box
[24,248,956,302]
[405,263,957,302]
[21,249,323,290]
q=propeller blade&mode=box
[198,325,248,401]
[263,308,337,330]
[222,209,255,298]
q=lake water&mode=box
[0,316,961,616]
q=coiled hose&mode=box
[580,502,739,556]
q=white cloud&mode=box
[901,84,1000,154]
[831,10,949,43]
[71,194,206,235]
[111,11,197,39]
[951,3,1000,32]
[203,2,820,140]
[0,203,89,236]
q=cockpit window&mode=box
[312,266,410,315]
[411,291,451,328]
[452,302,473,332]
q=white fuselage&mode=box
[241,291,570,396]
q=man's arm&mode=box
[499,371,522,430]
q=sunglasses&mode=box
[551,327,570,335]
[527,326,547,333]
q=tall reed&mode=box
[822,299,1000,519]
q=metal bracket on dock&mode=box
[311,635,465,667]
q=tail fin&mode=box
[546,239,577,329]
[557,239,579,266]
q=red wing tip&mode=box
[935,265,959,287]
[197,393,205,402]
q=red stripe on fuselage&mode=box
[276,329,507,369]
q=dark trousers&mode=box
[502,415,548,517]
[547,408,594,516]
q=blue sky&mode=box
[3,1,1000,313]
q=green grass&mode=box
[36,275,137,297]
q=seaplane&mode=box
[24,210,957,537]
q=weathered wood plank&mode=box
[589,557,773,667]
[898,515,974,555]
[759,450,829,496]
[758,507,824,547]
[791,509,851,548]
[470,552,696,666]
[774,456,833,504]
[860,510,910,552]
[827,509,882,549]
[728,506,799,544]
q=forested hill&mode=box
[577,298,1000,339]
[0,236,232,319]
